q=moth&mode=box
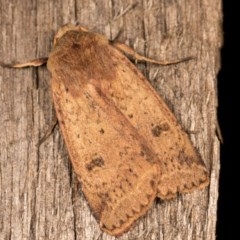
[1,24,209,236]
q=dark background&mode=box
[217,0,235,239]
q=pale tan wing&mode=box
[47,27,208,238]
[49,66,160,236]
[102,45,209,199]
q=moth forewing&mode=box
[1,24,209,236]
[48,27,162,235]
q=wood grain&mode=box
[0,0,221,239]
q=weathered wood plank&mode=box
[0,0,221,239]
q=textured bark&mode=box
[0,0,222,239]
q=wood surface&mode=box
[0,0,222,239]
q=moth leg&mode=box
[216,119,223,143]
[113,42,194,65]
[37,116,58,147]
[110,28,124,43]
[0,57,48,68]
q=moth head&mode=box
[53,23,88,46]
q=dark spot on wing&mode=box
[86,156,105,171]
[151,123,170,137]
[99,128,105,134]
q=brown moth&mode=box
[1,24,209,236]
